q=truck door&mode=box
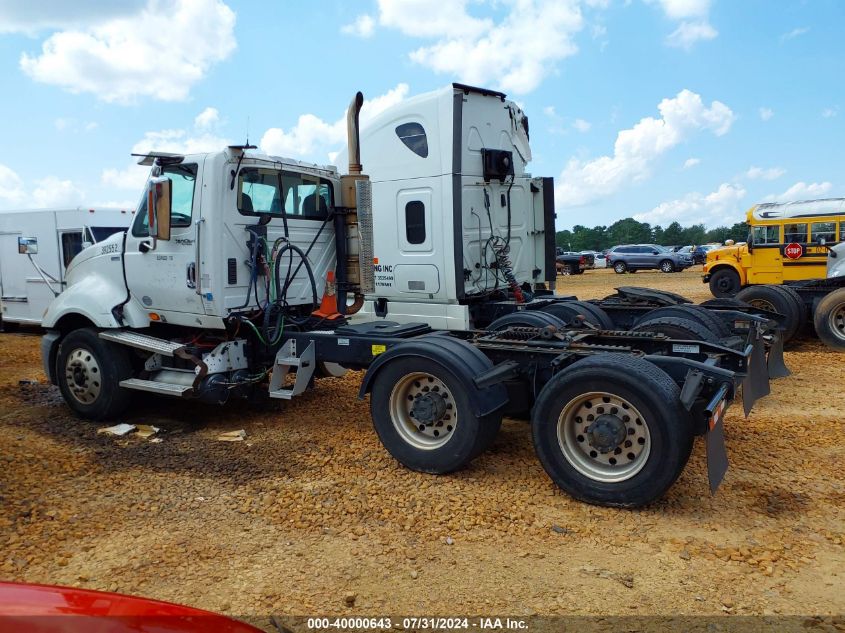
[747,224,783,284]
[123,160,207,320]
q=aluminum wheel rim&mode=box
[64,347,102,405]
[828,303,845,341]
[389,372,456,450]
[748,298,776,312]
[614,263,625,273]
[661,262,673,272]
[557,391,651,482]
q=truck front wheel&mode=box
[708,268,741,298]
[813,288,845,351]
[370,358,501,474]
[531,355,694,507]
[56,328,133,420]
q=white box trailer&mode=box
[0,208,132,326]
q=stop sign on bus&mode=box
[784,243,803,259]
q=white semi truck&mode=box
[0,208,131,327]
[39,85,782,507]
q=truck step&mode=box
[119,378,193,396]
[268,340,315,400]
[100,331,187,356]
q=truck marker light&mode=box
[149,313,161,321]
[373,257,379,265]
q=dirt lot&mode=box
[1,268,843,622]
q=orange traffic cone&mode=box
[312,271,343,320]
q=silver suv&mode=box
[606,244,693,274]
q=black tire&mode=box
[369,357,502,474]
[531,354,694,507]
[486,311,567,332]
[56,328,133,420]
[635,305,729,339]
[564,301,614,329]
[613,261,627,274]
[774,285,808,332]
[573,269,584,275]
[631,316,719,343]
[659,259,675,273]
[813,288,845,351]
[736,285,800,342]
[708,268,742,298]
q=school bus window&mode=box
[841,223,845,242]
[811,221,836,244]
[784,223,807,243]
[752,225,779,245]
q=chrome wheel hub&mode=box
[64,348,102,405]
[389,372,456,450]
[557,391,651,482]
[828,304,845,341]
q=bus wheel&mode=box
[814,288,845,351]
[531,354,694,507]
[708,268,741,298]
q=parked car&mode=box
[691,244,721,265]
[581,250,606,268]
[606,244,693,274]
[555,251,587,275]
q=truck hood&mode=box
[828,242,845,278]
[65,230,124,278]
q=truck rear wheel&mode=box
[708,268,741,298]
[369,358,502,474]
[631,316,719,343]
[486,311,567,332]
[813,288,845,351]
[531,355,694,507]
[539,301,614,330]
[776,285,808,332]
[736,285,800,342]
[56,328,133,420]
[635,305,729,339]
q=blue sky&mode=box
[0,0,842,230]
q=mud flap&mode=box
[742,333,770,417]
[705,384,730,494]
[766,333,791,379]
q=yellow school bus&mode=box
[703,198,845,297]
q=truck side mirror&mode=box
[17,237,38,255]
[746,231,754,253]
[147,177,172,241]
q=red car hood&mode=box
[0,582,262,633]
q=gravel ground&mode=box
[0,268,843,622]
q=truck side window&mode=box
[395,122,428,158]
[60,232,83,268]
[752,225,779,244]
[405,201,426,244]
[131,164,198,237]
[783,223,808,243]
[238,168,331,220]
[811,221,836,243]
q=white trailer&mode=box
[0,208,132,326]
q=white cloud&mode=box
[780,26,809,43]
[376,0,584,95]
[635,182,746,228]
[764,181,833,203]
[19,0,236,104]
[341,14,376,38]
[666,20,717,49]
[745,166,785,181]
[572,118,592,133]
[556,89,735,206]
[32,177,85,208]
[822,107,839,119]
[543,105,557,117]
[102,107,231,191]
[260,83,410,162]
[54,117,99,132]
[683,157,700,169]
[649,0,716,49]
[0,1,147,34]
[0,164,26,207]
[654,0,711,20]
[759,107,774,121]
[194,107,220,130]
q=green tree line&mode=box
[555,218,749,252]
